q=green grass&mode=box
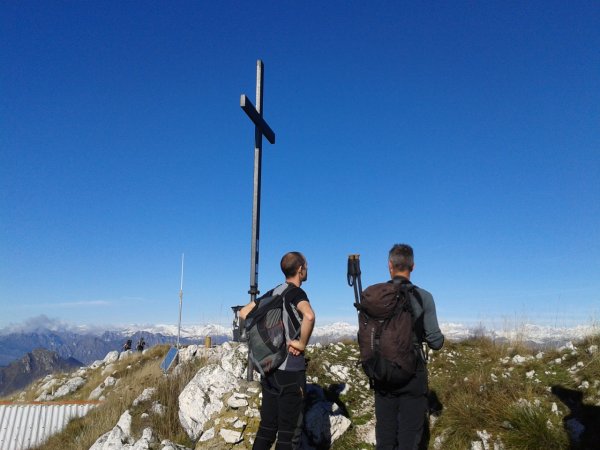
[427,335,600,449]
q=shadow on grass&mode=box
[551,385,600,450]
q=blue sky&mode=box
[1,2,599,331]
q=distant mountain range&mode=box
[0,328,228,367]
[0,318,596,369]
[0,348,82,397]
[0,318,597,404]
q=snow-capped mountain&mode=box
[439,321,599,346]
[0,315,597,367]
[118,323,231,339]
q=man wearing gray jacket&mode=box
[374,243,444,450]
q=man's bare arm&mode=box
[238,301,256,320]
[288,300,315,354]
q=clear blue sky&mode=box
[1,2,599,331]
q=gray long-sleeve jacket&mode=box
[412,286,445,350]
[392,276,445,350]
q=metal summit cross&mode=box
[240,59,276,305]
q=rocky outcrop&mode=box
[89,411,167,450]
[178,365,241,440]
[84,341,356,449]
[176,342,354,448]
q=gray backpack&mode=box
[244,283,301,376]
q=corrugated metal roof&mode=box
[0,402,97,450]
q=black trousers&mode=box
[253,370,306,450]
[374,371,428,450]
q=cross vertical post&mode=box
[240,60,276,381]
[250,60,264,304]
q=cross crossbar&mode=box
[240,94,276,144]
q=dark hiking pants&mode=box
[253,370,306,450]
[374,370,428,450]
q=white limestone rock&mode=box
[329,364,350,382]
[119,350,134,360]
[355,417,376,446]
[232,419,246,429]
[38,377,58,392]
[245,407,260,418]
[578,380,590,390]
[151,401,165,416]
[130,427,155,450]
[559,341,576,352]
[177,345,199,363]
[227,393,249,408]
[220,345,246,378]
[219,428,243,444]
[90,359,104,369]
[89,410,133,450]
[89,376,118,400]
[104,351,120,364]
[54,376,86,398]
[511,355,527,364]
[89,385,104,400]
[117,410,133,437]
[102,363,116,376]
[133,387,157,406]
[178,364,240,440]
[199,427,215,442]
[160,439,192,450]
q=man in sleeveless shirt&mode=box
[240,251,316,450]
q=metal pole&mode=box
[247,60,265,381]
[249,60,264,304]
[177,253,184,349]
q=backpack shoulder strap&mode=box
[281,284,302,340]
[392,278,426,344]
[409,286,425,340]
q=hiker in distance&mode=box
[239,251,315,450]
[370,244,444,450]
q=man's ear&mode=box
[388,260,393,272]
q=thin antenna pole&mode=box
[177,253,184,349]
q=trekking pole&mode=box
[347,254,363,306]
